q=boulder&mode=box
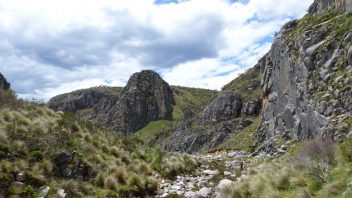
[217,179,234,191]
[198,187,213,198]
[202,91,242,123]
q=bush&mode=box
[339,140,352,162]
[296,139,337,183]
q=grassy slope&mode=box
[0,90,199,197]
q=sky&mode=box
[0,0,313,101]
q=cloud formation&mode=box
[0,0,313,100]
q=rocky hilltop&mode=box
[96,70,175,134]
[49,86,123,114]
[49,70,175,134]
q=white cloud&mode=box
[0,0,314,100]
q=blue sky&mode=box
[0,0,313,100]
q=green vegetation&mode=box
[222,65,261,103]
[215,117,261,152]
[171,86,217,120]
[0,90,199,197]
[222,139,352,198]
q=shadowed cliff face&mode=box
[0,73,10,90]
[309,0,352,15]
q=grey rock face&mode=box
[242,100,262,116]
[165,117,252,153]
[256,12,352,143]
[202,91,242,123]
[348,45,352,65]
[48,87,121,113]
[101,70,175,134]
[0,72,10,90]
[309,0,352,15]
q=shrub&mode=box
[339,140,352,162]
[296,139,337,183]
[95,173,106,187]
[113,168,127,184]
[105,176,117,190]
[60,180,80,197]
[110,146,121,158]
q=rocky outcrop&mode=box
[242,100,262,116]
[0,73,10,90]
[95,70,175,134]
[201,91,242,123]
[309,0,352,15]
[48,87,122,113]
[49,70,174,134]
[256,9,352,143]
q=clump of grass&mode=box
[110,146,121,158]
[127,174,143,189]
[59,180,80,197]
[160,154,199,179]
[26,167,47,186]
[95,173,106,187]
[113,168,127,184]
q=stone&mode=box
[185,191,201,198]
[39,186,50,198]
[198,187,213,198]
[217,179,234,191]
[57,189,67,198]
[202,91,243,123]
[348,46,352,65]
[224,171,232,176]
[16,171,25,182]
[227,151,249,158]
[225,160,244,170]
[202,169,219,175]
[161,193,169,198]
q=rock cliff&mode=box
[309,0,352,15]
[256,5,352,143]
[48,86,122,113]
[0,72,10,90]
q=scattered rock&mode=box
[185,191,201,198]
[217,179,234,191]
[57,189,66,198]
[39,186,50,198]
[198,187,213,198]
[202,169,219,176]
